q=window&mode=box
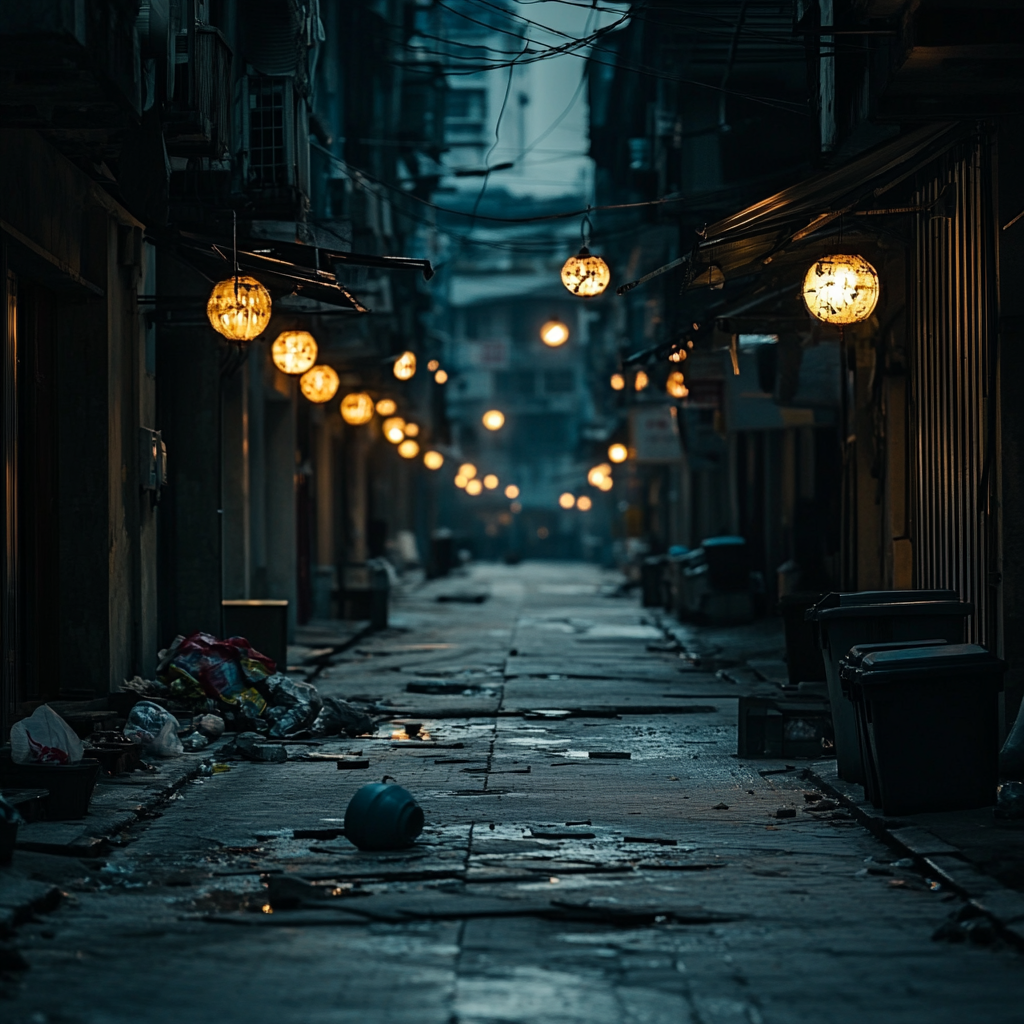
[248,78,288,186]
[495,371,536,397]
[447,89,486,122]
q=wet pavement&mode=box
[3,562,1024,1023]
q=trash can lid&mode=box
[841,638,949,670]
[857,643,1006,686]
[806,589,972,621]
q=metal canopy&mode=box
[154,230,434,314]
[618,122,970,295]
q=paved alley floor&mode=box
[4,561,1024,1023]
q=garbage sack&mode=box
[193,713,225,739]
[344,783,424,851]
[120,675,169,698]
[264,675,322,737]
[10,705,85,765]
[181,732,210,751]
[159,632,275,719]
[123,701,183,758]
[311,696,374,738]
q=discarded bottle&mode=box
[344,782,424,851]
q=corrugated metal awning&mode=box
[618,122,970,295]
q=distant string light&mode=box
[393,351,417,380]
[424,450,444,470]
[435,369,448,384]
[634,370,649,391]
[376,398,397,416]
[610,373,625,391]
[505,484,520,499]
[558,492,575,509]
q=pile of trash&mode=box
[118,632,376,760]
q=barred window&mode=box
[248,78,287,186]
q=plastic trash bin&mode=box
[806,590,972,783]
[641,555,667,608]
[848,643,1005,815]
[840,639,948,806]
[779,592,827,685]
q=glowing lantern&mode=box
[383,417,406,443]
[466,479,483,495]
[427,359,439,371]
[424,450,444,470]
[271,330,318,375]
[588,464,612,488]
[610,373,625,391]
[455,474,468,488]
[299,365,340,404]
[669,349,686,363]
[483,474,498,490]
[434,369,448,384]
[666,371,688,399]
[340,392,374,425]
[505,484,519,499]
[482,410,505,431]
[560,248,610,298]
[393,351,417,380]
[459,463,477,479]
[608,443,628,464]
[596,476,613,492]
[558,492,575,509]
[206,275,272,341]
[398,439,419,459]
[404,423,420,438]
[802,255,880,324]
[376,398,397,416]
[576,495,593,511]
[540,320,570,347]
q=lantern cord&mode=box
[232,210,239,301]
[581,207,592,249]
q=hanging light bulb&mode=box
[610,373,625,391]
[666,371,688,399]
[558,492,576,509]
[608,443,628,464]
[404,422,420,438]
[427,359,440,371]
[459,463,477,480]
[466,479,483,496]
[634,370,649,391]
[207,275,272,341]
[483,474,499,490]
[596,476,613,492]
[588,464,612,488]
[383,417,406,443]
[375,398,397,416]
[505,484,519,499]
[340,392,374,425]
[271,330,318,375]
[454,474,468,489]
[299,365,340,404]
[393,351,417,380]
[560,248,610,298]
[397,439,419,459]
[424,450,444,470]
[434,369,448,384]
[482,410,505,431]
[802,255,880,324]
[576,495,593,511]
[540,320,570,347]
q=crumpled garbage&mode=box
[193,713,225,739]
[996,781,1024,819]
[181,732,210,751]
[234,732,287,763]
[123,701,184,758]
[158,632,275,720]
[311,696,374,738]
[264,675,323,737]
[121,675,169,698]
[10,705,85,765]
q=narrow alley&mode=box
[3,563,1023,1024]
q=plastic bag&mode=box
[159,632,275,719]
[264,675,323,737]
[123,701,184,758]
[311,697,374,738]
[193,713,225,739]
[10,705,85,765]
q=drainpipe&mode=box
[819,0,836,152]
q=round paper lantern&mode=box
[207,276,272,341]
[802,255,880,324]
[483,474,498,490]
[424,450,444,470]
[560,248,610,298]
[608,443,628,464]
[271,330,318,375]
[576,495,593,511]
[540,320,570,347]
[397,439,419,459]
[376,398,397,416]
[558,492,576,509]
[505,484,519,499]
[340,392,374,425]
[610,373,625,391]
[382,417,406,444]
[482,410,505,431]
[666,371,688,399]
[299,365,340,404]
[634,370,649,392]
[466,479,483,495]
[393,351,417,380]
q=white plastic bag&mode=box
[10,705,85,765]
[124,701,183,758]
